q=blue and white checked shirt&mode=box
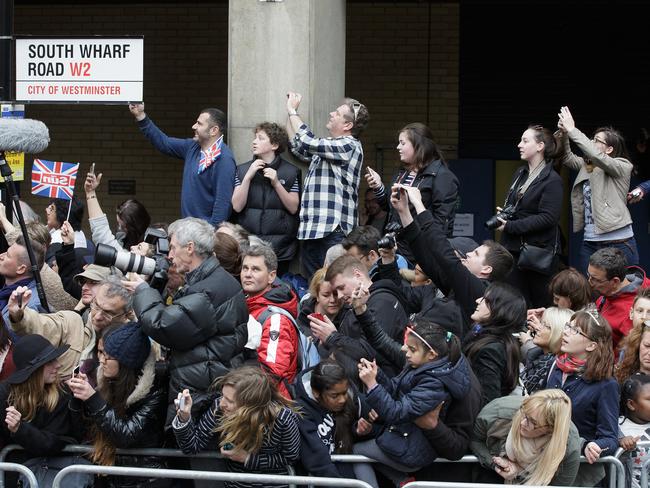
[290,124,363,240]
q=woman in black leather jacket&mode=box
[366,123,459,264]
[68,323,168,488]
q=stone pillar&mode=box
[227,0,346,164]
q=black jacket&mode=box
[500,162,563,252]
[402,211,489,335]
[0,383,82,456]
[379,159,459,262]
[55,243,87,300]
[376,260,463,336]
[367,279,409,343]
[134,255,249,425]
[234,156,301,262]
[71,350,168,487]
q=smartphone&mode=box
[72,365,80,378]
[89,163,95,176]
[631,188,642,198]
[16,291,24,308]
[310,313,325,322]
[179,395,187,411]
[222,442,234,451]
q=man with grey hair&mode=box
[127,217,249,424]
[240,244,299,397]
[6,276,132,382]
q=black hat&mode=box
[104,322,151,371]
[448,237,479,260]
[7,334,69,384]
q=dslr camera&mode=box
[485,204,516,230]
[94,227,170,293]
[377,221,402,250]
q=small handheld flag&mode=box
[31,159,79,200]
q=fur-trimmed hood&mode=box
[97,346,157,407]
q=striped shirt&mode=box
[173,401,300,488]
[290,124,363,240]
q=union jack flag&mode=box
[31,159,79,200]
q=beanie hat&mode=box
[103,322,151,371]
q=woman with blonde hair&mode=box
[173,366,300,488]
[471,389,580,486]
[520,307,574,394]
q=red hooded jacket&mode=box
[246,280,299,397]
[596,266,650,349]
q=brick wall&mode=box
[12,1,459,227]
[14,3,229,226]
[346,2,459,187]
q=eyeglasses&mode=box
[97,349,117,362]
[90,298,128,321]
[520,407,548,429]
[592,137,609,146]
[564,322,595,341]
[586,272,609,285]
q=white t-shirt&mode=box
[619,417,650,488]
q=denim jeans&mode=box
[579,237,639,274]
[300,229,345,281]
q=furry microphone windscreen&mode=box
[0,118,50,154]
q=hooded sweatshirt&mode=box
[247,280,299,397]
[292,368,357,478]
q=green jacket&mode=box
[470,395,581,486]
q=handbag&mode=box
[517,229,559,276]
[375,422,437,469]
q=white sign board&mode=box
[15,37,143,103]
[453,213,474,237]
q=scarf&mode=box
[198,135,224,174]
[0,278,33,312]
[517,160,547,198]
[555,353,587,375]
[504,428,551,484]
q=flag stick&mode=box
[65,197,72,223]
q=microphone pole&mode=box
[0,150,49,312]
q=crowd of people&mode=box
[1,95,650,488]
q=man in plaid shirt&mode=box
[286,91,370,279]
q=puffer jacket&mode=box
[559,128,634,234]
[247,280,299,397]
[366,354,471,467]
[134,255,249,424]
[71,349,168,488]
[234,156,301,262]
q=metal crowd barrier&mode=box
[0,444,626,488]
[620,439,650,488]
[0,463,38,488]
[52,465,373,488]
[0,444,297,488]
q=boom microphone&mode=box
[0,118,50,154]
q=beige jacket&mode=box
[9,307,95,377]
[559,128,633,234]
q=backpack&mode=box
[257,304,321,373]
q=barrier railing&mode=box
[0,444,625,488]
[0,462,38,488]
[402,483,582,488]
[0,444,297,488]
[52,465,374,488]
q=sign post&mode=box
[15,36,143,104]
